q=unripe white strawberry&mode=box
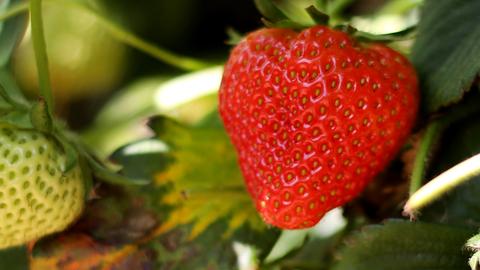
[0,126,85,249]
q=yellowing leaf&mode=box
[150,116,266,239]
[30,234,147,270]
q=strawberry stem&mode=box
[408,120,441,195]
[404,153,480,217]
[29,0,54,118]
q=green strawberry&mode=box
[0,126,85,249]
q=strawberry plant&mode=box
[0,0,480,269]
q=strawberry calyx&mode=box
[252,0,415,44]
[257,2,329,30]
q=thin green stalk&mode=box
[409,121,441,195]
[50,0,212,71]
[0,1,28,21]
[29,0,54,116]
[404,153,480,216]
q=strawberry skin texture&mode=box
[0,126,85,249]
[219,26,419,229]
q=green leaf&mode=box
[76,142,150,186]
[0,107,33,129]
[255,0,320,27]
[0,0,28,67]
[305,5,329,25]
[87,154,150,186]
[0,68,29,107]
[150,220,279,270]
[333,219,475,270]
[124,114,271,240]
[353,25,416,42]
[254,0,289,22]
[0,246,28,270]
[411,0,480,112]
[52,132,79,173]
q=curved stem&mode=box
[30,0,54,116]
[404,153,480,216]
[50,0,212,71]
[409,121,441,195]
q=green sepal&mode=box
[147,115,190,146]
[226,27,244,45]
[0,68,29,107]
[255,0,316,29]
[261,18,307,30]
[30,98,53,133]
[332,23,417,43]
[77,144,149,186]
[270,0,314,26]
[0,106,32,130]
[305,5,329,25]
[353,25,417,43]
[52,132,79,173]
[0,82,28,110]
[333,219,475,270]
[333,24,357,35]
[254,0,288,22]
[75,152,93,201]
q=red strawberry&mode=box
[218,26,419,229]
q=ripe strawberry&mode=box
[0,126,85,249]
[219,26,419,229]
